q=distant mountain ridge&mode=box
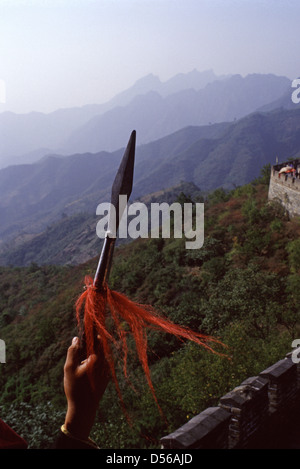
[0,69,224,169]
[131,107,300,196]
[0,71,293,168]
[59,73,292,154]
[108,69,224,104]
[0,124,225,243]
[1,106,300,265]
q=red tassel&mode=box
[75,275,227,415]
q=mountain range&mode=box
[61,73,292,155]
[0,69,221,169]
[0,70,293,169]
[0,69,300,267]
[1,105,300,266]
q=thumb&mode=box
[65,336,81,371]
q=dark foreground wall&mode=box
[161,349,300,449]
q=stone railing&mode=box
[161,349,300,449]
[271,169,300,190]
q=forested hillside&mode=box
[0,182,202,267]
[0,172,300,448]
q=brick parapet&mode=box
[161,348,300,449]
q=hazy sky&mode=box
[0,0,298,114]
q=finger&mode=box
[79,353,97,374]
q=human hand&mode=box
[63,336,109,441]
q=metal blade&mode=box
[109,129,136,234]
[94,130,136,290]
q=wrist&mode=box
[64,406,94,441]
[61,424,99,449]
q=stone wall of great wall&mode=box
[268,165,300,217]
[160,349,300,449]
